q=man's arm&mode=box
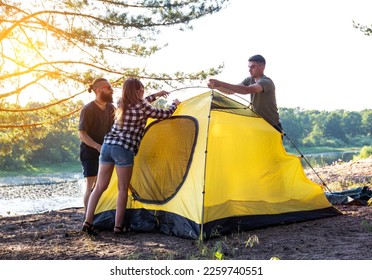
[79,130,101,152]
[208,79,263,95]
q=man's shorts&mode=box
[80,147,99,177]
[80,158,98,177]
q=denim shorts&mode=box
[99,143,134,167]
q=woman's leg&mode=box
[84,163,115,225]
[114,165,133,231]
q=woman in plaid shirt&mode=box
[82,78,180,235]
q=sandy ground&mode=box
[0,157,371,260]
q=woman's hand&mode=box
[155,90,170,98]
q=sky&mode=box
[145,0,372,111]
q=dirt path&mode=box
[0,204,371,260]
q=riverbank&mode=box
[0,173,84,216]
[304,156,372,190]
[0,172,82,187]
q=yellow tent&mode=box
[93,91,341,239]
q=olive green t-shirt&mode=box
[241,75,280,126]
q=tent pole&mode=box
[199,90,214,241]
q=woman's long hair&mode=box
[115,78,144,126]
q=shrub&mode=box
[0,155,25,170]
[359,146,372,159]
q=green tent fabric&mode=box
[92,91,341,239]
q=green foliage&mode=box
[279,107,308,146]
[28,131,80,164]
[341,111,362,137]
[198,240,226,260]
[350,135,372,147]
[281,108,372,150]
[356,146,372,159]
[191,232,260,260]
[361,220,372,233]
[324,112,346,140]
[302,123,324,147]
[361,110,372,135]
[0,154,25,171]
[0,98,81,169]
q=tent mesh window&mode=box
[211,93,260,117]
[130,116,198,204]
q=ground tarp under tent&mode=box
[326,186,372,206]
[92,91,341,239]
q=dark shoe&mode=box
[82,221,97,236]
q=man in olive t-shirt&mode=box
[207,54,282,133]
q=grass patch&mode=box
[361,220,372,233]
[285,146,361,155]
[190,231,260,260]
[0,162,81,178]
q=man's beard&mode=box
[102,93,113,103]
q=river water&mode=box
[0,173,84,217]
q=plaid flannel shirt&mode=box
[103,94,177,154]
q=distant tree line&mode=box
[280,108,372,149]
[0,99,371,171]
